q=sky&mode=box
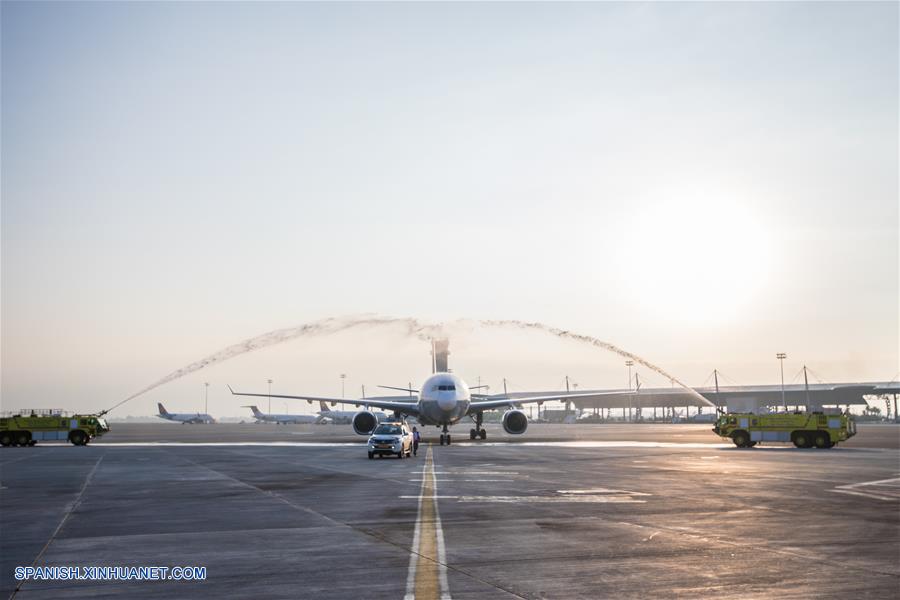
[2,1,897,417]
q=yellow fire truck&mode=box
[0,409,110,446]
[713,411,856,448]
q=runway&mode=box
[68,421,900,448]
[1,423,898,598]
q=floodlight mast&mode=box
[776,353,787,410]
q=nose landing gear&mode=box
[439,424,451,446]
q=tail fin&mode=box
[157,403,169,416]
[246,405,264,418]
[319,401,331,413]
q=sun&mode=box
[620,193,774,324]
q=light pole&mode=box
[776,353,787,411]
[803,365,810,412]
[626,360,634,422]
[267,379,273,414]
[204,382,209,416]
[340,374,346,399]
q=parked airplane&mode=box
[317,401,388,425]
[157,403,216,424]
[244,405,321,424]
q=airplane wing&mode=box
[469,391,631,412]
[227,386,421,416]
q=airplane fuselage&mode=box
[157,413,215,424]
[406,373,471,427]
[257,414,317,424]
[247,406,319,424]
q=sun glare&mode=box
[621,194,774,324]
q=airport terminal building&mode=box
[508,382,900,420]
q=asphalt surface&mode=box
[89,421,900,448]
[1,423,898,599]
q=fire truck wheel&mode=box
[813,432,831,449]
[15,432,30,447]
[732,431,750,448]
[792,432,811,448]
[69,430,87,446]
[0,433,11,447]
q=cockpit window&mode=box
[432,384,456,391]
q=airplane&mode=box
[228,341,633,445]
[317,401,388,425]
[244,405,321,425]
[229,374,625,444]
[156,403,216,424]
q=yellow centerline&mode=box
[405,445,450,600]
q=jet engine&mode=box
[502,409,528,435]
[352,410,379,435]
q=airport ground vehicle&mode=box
[0,410,110,446]
[713,411,856,448]
[367,421,413,459]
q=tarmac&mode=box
[1,423,898,599]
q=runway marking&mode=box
[613,518,900,579]
[401,488,649,504]
[426,471,519,475]
[401,496,461,499]
[453,494,646,504]
[405,445,450,600]
[458,441,732,448]
[410,479,512,482]
[169,452,346,528]
[87,441,794,449]
[92,442,360,447]
[831,476,900,501]
[10,455,104,599]
[557,488,651,496]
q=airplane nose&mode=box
[437,395,456,411]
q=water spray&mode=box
[476,320,715,409]
[102,314,715,414]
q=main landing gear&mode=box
[439,424,451,446]
[469,412,487,440]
